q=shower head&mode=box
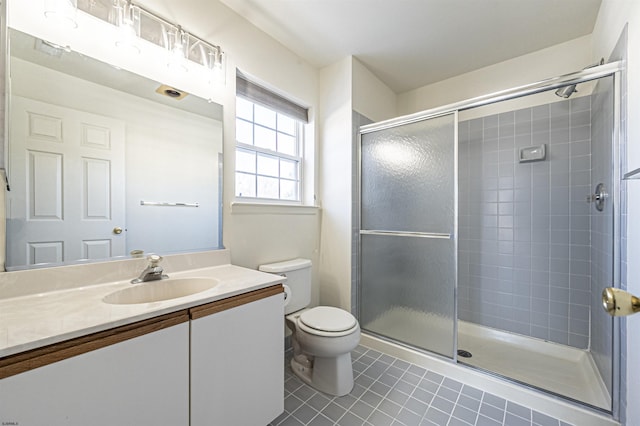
[555,85,577,98]
[556,84,577,99]
[554,58,605,99]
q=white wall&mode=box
[592,2,640,425]
[397,35,592,116]
[352,57,397,122]
[317,57,353,310]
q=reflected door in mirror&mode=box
[7,96,126,267]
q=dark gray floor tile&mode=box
[418,378,440,393]
[356,373,375,388]
[480,402,505,423]
[292,404,319,424]
[448,416,472,426]
[294,384,317,402]
[387,388,411,406]
[396,407,422,426]
[284,394,305,413]
[425,371,445,384]
[423,407,450,425]
[387,365,407,378]
[408,364,427,377]
[336,411,366,426]
[442,377,463,392]
[483,393,507,410]
[476,414,502,426]
[370,380,392,397]
[308,413,334,426]
[436,385,460,403]
[507,401,532,420]
[412,387,435,405]
[361,389,384,408]
[335,393,358,410]
[457,394,481,412]
[452,403,478,425]
[404,397,429,417]
[402,371,423,385]
[505,412,533,426]
[367,409,394,426]
[533,410,561,426]
[431,395,455,415]
[278,416,305,426]
[350,400,376,421]
[307,392,331,411]
[277,344,570,426]
[378,399,403,418]
[395,378,417,395]
[461,385,483,400]
[321,401,347,422]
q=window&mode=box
[235,74,308,202]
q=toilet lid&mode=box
[299,306,357,332]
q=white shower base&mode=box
[363,307,611,410]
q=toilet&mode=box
[259,258,360,396]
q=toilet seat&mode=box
[297,306,359,337]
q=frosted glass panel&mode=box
[361,113,455,233]
[360,234,455,358]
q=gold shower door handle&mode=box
[602,287,640,317]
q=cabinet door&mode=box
[191,292,284,426]
[0,322,189,426]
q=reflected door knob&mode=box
[602,287,640,317]
[113,227,123,235]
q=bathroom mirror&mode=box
[4,28,224,271]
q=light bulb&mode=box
[44,0,78,29]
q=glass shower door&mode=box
[359,112,457,358]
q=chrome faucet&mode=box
[131,254,169,284]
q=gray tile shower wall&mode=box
[458,97,593,349]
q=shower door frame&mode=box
[357,60,624,417]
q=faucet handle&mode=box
[147,254,163,266]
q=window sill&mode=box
[230,201,320,215]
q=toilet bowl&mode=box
[259,259,361,396]
[286,306,360,396]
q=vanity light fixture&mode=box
[43,0,78,29]
[71,0,226,84]
[207,46,225,85]
[166,26,189,71]
[113,0,141,54]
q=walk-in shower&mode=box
[356,61,623,414]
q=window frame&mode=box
[234,95,305,204]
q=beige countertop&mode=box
[0,263,283,358]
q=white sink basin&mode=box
[103,277,219,304]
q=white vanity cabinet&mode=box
[0,284,284,426]
[0,311,190,426]
[190,285,285,426]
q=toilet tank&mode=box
[259,258,311,314]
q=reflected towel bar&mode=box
[140,201,199,207]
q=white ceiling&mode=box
[218,0,602,93]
